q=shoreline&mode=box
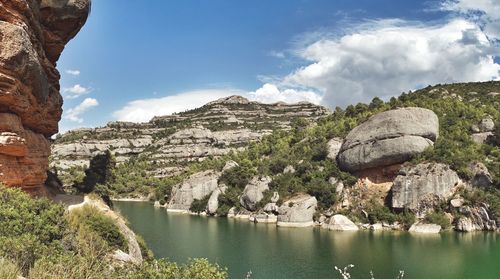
[112,197,149,202]
[114,199,499,233]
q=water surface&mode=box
[115,201,499,279]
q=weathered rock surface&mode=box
[478,117,495,132]
[326,138,342,160]
[338,108,439,172]
[322,214,359,231]
[167,170,220,211]
[207,184,227,215]
[222,160,239,172]
[408,223,441,234]
[468,162,493,187]
[456,206,497,232]
[0,0,90,194]
[51,96,330,178]
[471,132,494,144]
[277,194,317,227]
[240,176,272,211]
[391,163,461,216]
[253,213,278,224]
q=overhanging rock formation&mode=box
[0,0,91,194]
[337,107,439,173]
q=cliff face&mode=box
[0,0,90,194]
[51,96,330,179]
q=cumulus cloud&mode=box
[113,89,246,122]
[277,18,500,107]
[65,69,81,76]
[442,0,500,40]
[64,98,99,123]
[113,86,322,123]
[63,84,92,99]
[249,83,322,104]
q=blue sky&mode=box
[57,0,500,132]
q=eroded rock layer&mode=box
[338,107,439,172]
[51,96,330,178]
[0,0,90,194]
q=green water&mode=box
[115,201,499,279]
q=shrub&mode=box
[367,203,397,224]
[218,166,253,189]
[0,186,67,273]
[0,258,21,279]
[190,196,210,213]
[424,212,451,229]
[67,205,127,251]
[306,178,337,210]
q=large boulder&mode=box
[322,214,359,231]
[277,194,317,227]
[207,184,227,215]
[468,162,493,187]
[338,108,439,172]
[167,170,220,212]
[0,0,90,194]
[391,163,461,216]
[455,206,497,232]
[326,138,342,160]
[222,160,239,172]
[408,223,441,234]
[239,176,271,211]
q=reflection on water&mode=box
[115,201,499,279]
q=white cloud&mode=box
[113,89,246,122]
[64,98,99,123]
[63,84,92,99]
[65,69,81,76]
[441,0,500,40]
[113,86,323,123]
[276,18,499,107]
[249,83,322,104]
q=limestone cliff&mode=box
[0,0,90,194]
[51,96,330,180]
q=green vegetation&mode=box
[190,196,210,213]
[0,185,228,278]
[424,212,452,229]
[62,82,499,223]
[67,205,127,251]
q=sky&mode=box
[57,0,500,132]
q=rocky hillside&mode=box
[112,81,497,233]
[0,0,90,195]
[51,95,330,184]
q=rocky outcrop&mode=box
[391,163,461,216]
[67,195,143,264]
[167,170,220,212]
[0,0,90,194]
[471,116,495,144]
[326,138,342,160]
[468,162,493,187]
[277,194,317,227]
[240,176,271,211]
[337,108,439,172]
[207,184,227,215]
[455,205,497,232]
[222,160,239,172]
[322,214,359,231]
[51,96,330,179]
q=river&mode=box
[114,201,499,279]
